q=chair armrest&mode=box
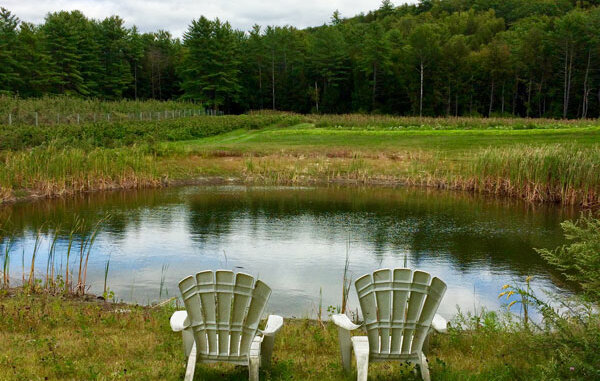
[432,314,448,333]
[262,315,284,336]
[332,314,361,331]
[170,310,190,332]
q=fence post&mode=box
[107,113,111,122]
[35,112,38,126]
[8,113,11,125]
[77,114,80,124]
[93,113,96,122]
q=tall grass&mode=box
[103,256,111,298]
[469,144,600,205]
[76,218,104,295]
[0,145,160,201]
[27,228,43,288]
[0,215,109,296]
[45,227,60,290]
[1,238,13,288]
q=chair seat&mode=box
[351,336,421,362]
[351,336,369,356]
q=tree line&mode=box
[1,0,600,118]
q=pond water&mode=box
[0,185,577,320]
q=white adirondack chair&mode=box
[332,268,448,381]
[170,270,284,381]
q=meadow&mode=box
[0,100,599,206]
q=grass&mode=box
[0,104,598,206]
[0,290,553,381]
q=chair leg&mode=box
[419,352,431,381]
[248,357,260,381]
[249,356,260,381]
[337,327,353,372]
[249,336,262,381]
[354,349,369,381]
[261,335,275,369]
[184,342,197,381]
[182,329,194,357]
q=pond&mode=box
[0,185,577,320]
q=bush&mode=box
[536,214,600,302]
[0,113,304,151]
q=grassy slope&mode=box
[0,292,547,381]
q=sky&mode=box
[3,0,416,37]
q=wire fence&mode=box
[0,108,225,126]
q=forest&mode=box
[1,0,600,118]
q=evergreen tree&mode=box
[181,17,241,110]
[0,8,20,94]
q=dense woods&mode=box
[2,0,600,117]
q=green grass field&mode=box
[0,111,599,206]
[167,124,600,152]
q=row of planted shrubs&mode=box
[0,113,304,151]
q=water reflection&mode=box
[0,185,577,319]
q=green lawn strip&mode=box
[166,125,600,154]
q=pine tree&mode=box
[0,8,20,94]
[181,17,241,111]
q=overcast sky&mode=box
[4,0,417,37]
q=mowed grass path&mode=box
[169,124,600,154]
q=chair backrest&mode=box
[178,270,271,361]
[355,268,446,358]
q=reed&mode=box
[64,217,82,293]
[76,217,104,295]
[159,263,169,300]
[45,227,60,290]
[2,238,13,288]
[341,237,352,314]
[103,256,111,298]
[468,144,600,205]
[27,228,44,289]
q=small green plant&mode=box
[102,288,115,302]
[326,305,340,318]
[499,276,533,326]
